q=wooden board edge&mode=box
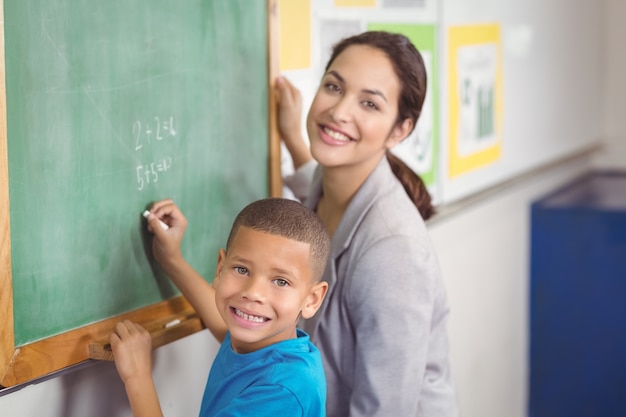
[1,295,205,387]
[0,0,17,389]
[267,0,282,197]
[88,311,203,361]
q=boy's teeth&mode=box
[324,127,349,141]
[235,308,266,323]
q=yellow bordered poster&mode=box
[279,0,311,70]
[448,24,503,178]
[334,0,376,6]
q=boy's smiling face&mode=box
[213,226,327,353]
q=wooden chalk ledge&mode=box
[88,311,204,361]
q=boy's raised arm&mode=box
[145,199,228,342]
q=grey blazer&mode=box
[286,157,458,417]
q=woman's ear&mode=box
[300,281,329,319]
[386,118,414,149]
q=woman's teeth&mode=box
[324,127,350,142]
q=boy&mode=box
[110,198,330,417]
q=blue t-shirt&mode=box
[199,329,326,417]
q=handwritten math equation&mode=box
[133,116,177,190]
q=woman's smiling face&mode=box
[306,44,412,173]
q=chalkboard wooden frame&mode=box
[0,0,281,388]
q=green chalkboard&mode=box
[5,0,269,346]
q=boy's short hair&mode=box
[226,198,330,282]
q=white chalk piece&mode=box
[164,319,181,328]
[142,210,169,231]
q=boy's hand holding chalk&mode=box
[143,210,169,231]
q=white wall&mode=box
[595,0,626,170]
[2,2,624,417]
[428,156,592,417]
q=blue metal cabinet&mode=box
[529,171,626,417]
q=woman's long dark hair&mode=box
[326,31,435,220]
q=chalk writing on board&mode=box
[133,116,177,151]
[136,157,173,190]
[132,116,177,190]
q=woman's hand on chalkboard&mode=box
[275,76,312,169]
[110,320,153,385]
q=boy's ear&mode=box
[214,248,227,281]
[300,281,329,319]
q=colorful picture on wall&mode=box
[447,24,503,178]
